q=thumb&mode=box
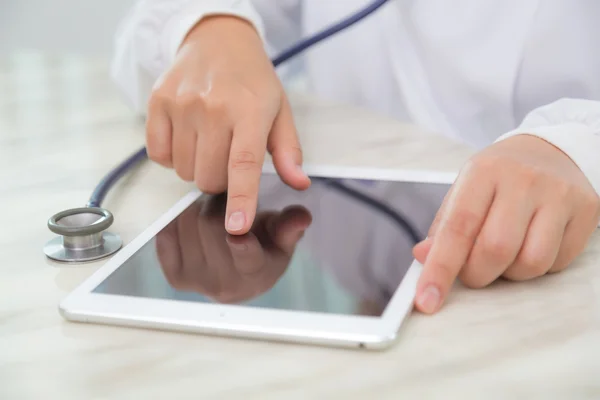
[267,94,311,190]
[270,206,312,253]
[412,187,452,262]
[412,237,433,264]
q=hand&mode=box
[413,135,600,314]
[155,195,312,303]
[146,16,311,235]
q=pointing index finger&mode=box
[225,115,270,235]
[415,168,496,314]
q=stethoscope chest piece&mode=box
[44,207,122,263]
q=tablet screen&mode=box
[93,174,450,317]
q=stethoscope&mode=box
[44,0,421,264]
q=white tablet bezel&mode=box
[59,165,457,349]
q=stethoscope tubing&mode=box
[86,0,391,210]
[45,0,426,264]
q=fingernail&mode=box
[417,285,441,314]
[227,211,245,232]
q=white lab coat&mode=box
[111,0,600,197]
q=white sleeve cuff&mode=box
[495,99,600,197]
[160,0,266,67]
[131,0,265,79]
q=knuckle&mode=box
[516,165,542,190]
[552,178,575,202]
[244,102,269,120]
[263,85,282,102]
[255,97,277,115]
[175,166,194,182]
[230,150,261,171]
[464,279,490,290]
[145,135,170,163]
[459,270,491,289]
[442,208,481,242]
[428,259,456,283]
[145,133,171,167]
[480,235,516,264]
[516,251,552,277]
[147,147,171,166]
[145,121,160,141]
[243,89,280,116]
[149,88,171,108]
[548,261,570,274]
[228,193,252,205]
[501,269,522,282]
[175,92,201,110]
[202,94,228,117]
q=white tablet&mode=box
[59,165,454,349]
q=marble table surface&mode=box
[1,53,599,399]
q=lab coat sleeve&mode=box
[495,98,600,201]
[249,0,303,56]
[110,0,266,114]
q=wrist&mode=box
[182,15,262,48]
[157,1,266,68]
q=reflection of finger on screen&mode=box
[155,222,183,286]
[270,207,312,253]
[178,200,207,275]
[226,233,266,275]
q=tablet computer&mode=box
[59,165,454,349]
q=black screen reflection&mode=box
[156,194,311,305]
[94,175,449,317]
